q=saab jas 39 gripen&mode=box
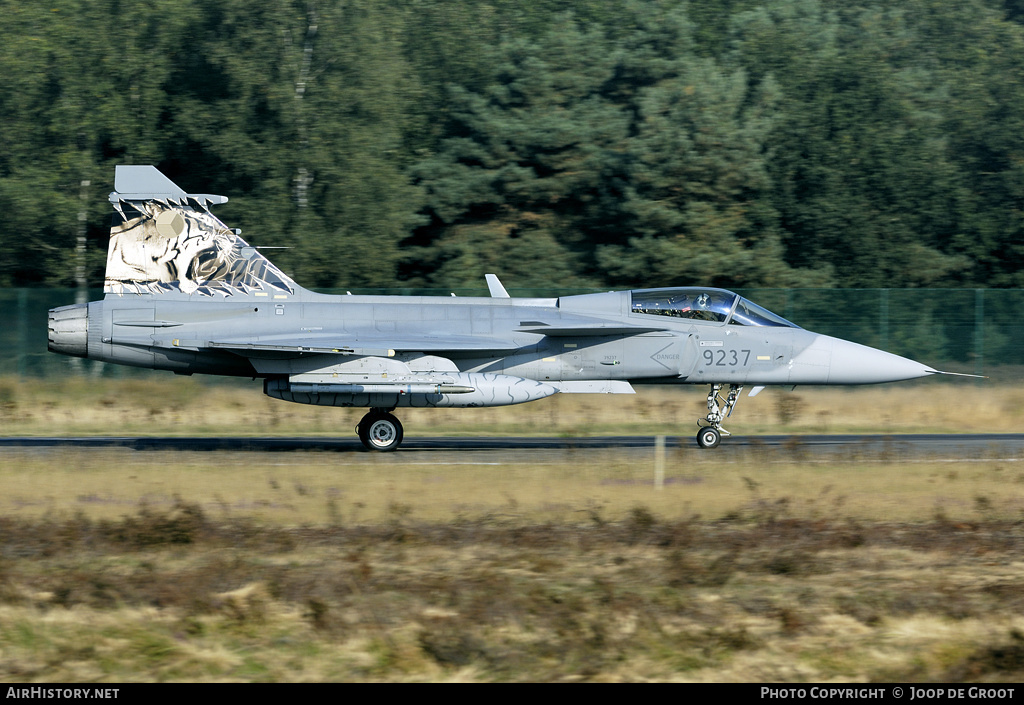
[48,166,967,451]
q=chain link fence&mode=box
[12,288,1020,378]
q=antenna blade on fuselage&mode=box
[485,274,510,298]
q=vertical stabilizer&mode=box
[105,166,298,297]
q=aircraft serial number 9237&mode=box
[48,166,968,451]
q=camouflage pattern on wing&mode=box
[105,198,295,297]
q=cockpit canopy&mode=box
[629,288,798,328]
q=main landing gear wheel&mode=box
[357,410,404,452]
[696,427,721,449]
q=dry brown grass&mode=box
[1,445,1024,681]
[2,500,1024,682]
[2,447,1023,524]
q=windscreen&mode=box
[729,298,799,327]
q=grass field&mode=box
[2,447,1023,524]
[1,445,1024,682]
[1,375,1023,682]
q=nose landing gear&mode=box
[696,384,742,448]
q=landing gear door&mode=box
[678,334,701,380]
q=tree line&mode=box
[1,0,1023,290]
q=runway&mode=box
[1,434,1022,460]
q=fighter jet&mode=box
[48,166,962,450]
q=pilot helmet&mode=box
[695,293,711,309]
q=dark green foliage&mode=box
[1,0,1023,289]
[407,6,823,288]
[728,0,1024,288]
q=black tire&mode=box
[696,427,721,449]
[358,412,404,452]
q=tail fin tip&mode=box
[114,165,186,197]
[111,165,227,206]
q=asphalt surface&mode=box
[0,434,1021,459]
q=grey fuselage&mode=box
[62,287,933,391]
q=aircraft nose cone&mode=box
[823,336,936,384]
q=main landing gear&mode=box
[357,408,404,452]
[696,384,743,449]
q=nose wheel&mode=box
[696,426,721,449]
[696,384,742,449]
[357,409,404,451]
